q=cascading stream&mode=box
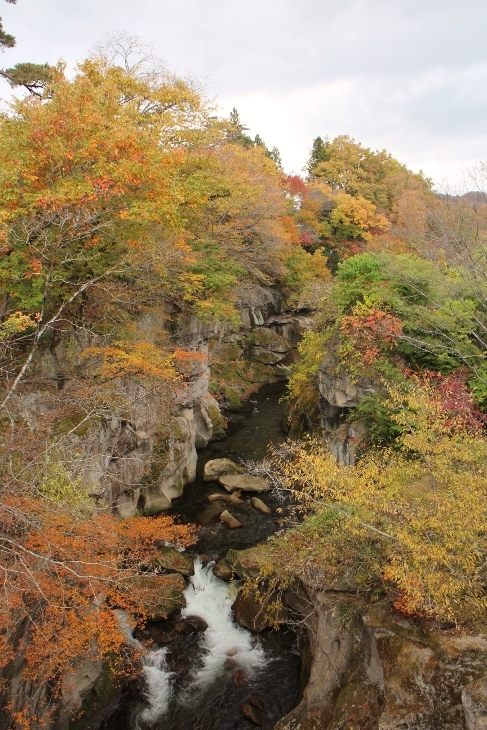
[139,648,172,724]
[105,383,301,730]
[138,558,265,724]
[181,558,266,690]
[116,611,173,726]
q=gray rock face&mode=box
[56,657,120,730]
[329,420,368,466]
[316,352,375,464]
[107,403,199,518]
[267,312,314,348]
[247,327,291,366]
[13,282,309,531]
[318,369,376,409]
[369,606,487,730]
[226,547,487,730]
[378,643,436,730]
[237,285,282,330]
[194,393,226,448]
[280,591,487,730]
[130,285,299,511]
[276,586,384,730]
[463,676,487,730]
[104,284,307,514]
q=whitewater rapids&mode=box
[136,558,265,724]
[181,558,266,689]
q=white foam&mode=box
[182,558,266,689]
[115,610,172,726]
[140,647,172,724]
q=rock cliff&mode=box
[16,285,309,519]
[227,546,487,730]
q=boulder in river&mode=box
[213,557,233,580]
[240,701,264,726]
[232,587,283,632]
[220,509,243,529]
[176,615,208,635]
[233,668,250,687]
[250,496,272,514]
[219,473,270,493]
[226,545,268,580]
[246,694,266,712]
[207,490,243,505]
[153,546,194,576]
[204,458,242,482]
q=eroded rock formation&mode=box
[226,546,487,730]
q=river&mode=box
[103,382,302,730]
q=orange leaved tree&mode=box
[0,496,197,722]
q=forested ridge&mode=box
[0,21,485,730]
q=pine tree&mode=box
[227,107,254,147]
[0,62,53,96]
[307,135,330,174]
[0,0,16,49]
[269,145,283,170]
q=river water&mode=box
[103,383,302,730]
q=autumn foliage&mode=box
[339,305,402,365]
[0,31,485,729]
[84,341,180,381]
[0,498,196,689]
[421,369,486,431]
[270,381,487,627]
[280,136,487,638]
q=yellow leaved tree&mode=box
[270,379,487,627]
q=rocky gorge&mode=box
[225,544,487,730]
[3,280,487,730]
[11,282,310,520]
[1,284,307,729]
[1,38,486,730]
[88,284,310,518]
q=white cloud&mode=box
[1,0,486,190]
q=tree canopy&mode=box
[269,379,487,627]
[309,134,431,214]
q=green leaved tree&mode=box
[0,0,16,49]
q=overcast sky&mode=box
[2,0,486,190]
